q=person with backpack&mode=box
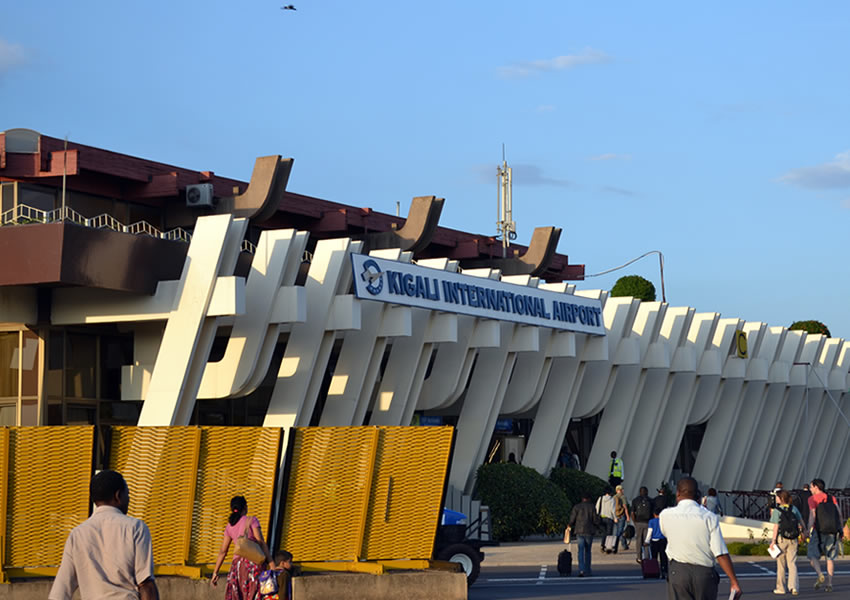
[632,486,654,564]
[769,489,804,595]
[806,478,843,592]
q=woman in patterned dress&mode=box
[211,496,273,599]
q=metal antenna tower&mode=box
[496,144,516,258]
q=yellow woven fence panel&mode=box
[188,427,281,565]
[5,427,93,568]
[360,426,453,560]
[280,427,378,562]
[110,427,199,566]
[0,428,7,571]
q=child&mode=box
[648,510,668,579]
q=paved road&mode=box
[469,541,849,599]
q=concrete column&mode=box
[197,229,308,399]
[417,269,502,413]
[829,391,850,487]
[369,259,459,426]
[263,237,361,436]
[449,323,517,494]
[788,338,841,485]
[809,341,850,480]
[138,215,243,425]
[320,249,413,426]
[450,275,542,494]
[714,323,771,490]
[691,319,747,487]
[822,385,850,487]
[572,297,640,421]
[736,328,798,490]
[783,336,829,486]
[522,291,608,475]
[640,311,714,489]
[588,302,669,489]
[621,307,696,492]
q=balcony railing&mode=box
[1,204,256,253]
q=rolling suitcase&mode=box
[557,549,572,576]
[640,545,660,579]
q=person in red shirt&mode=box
[806,478,842,592]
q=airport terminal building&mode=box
[1,127,848,497]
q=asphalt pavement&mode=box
[470,539,849,600]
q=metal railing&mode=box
[0,203,256,254]
[718,489,850,521]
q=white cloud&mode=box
[590,153,632,161]
[511,164,573,187]
[0,38,27,75]
[779,151,850,190]
[600,185,636,197]
[498,48,611,79]
[536,104,556,113]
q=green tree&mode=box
[789,320,831,337]
[610,275,656,301]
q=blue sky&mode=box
[3,2,850,342]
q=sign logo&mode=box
[360,259,383,295]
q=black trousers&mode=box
[667,559,719,600]
[650,539,668,575]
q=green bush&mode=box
[727,539,850,556]
[789,320,831,337]
[475,463,572,541]
[726,542,771,556]
[548,467,608,506]
[610,275,656,301]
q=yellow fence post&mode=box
[4,426,93,578]
[0,428,10,583]
[189,426,282,576]
[109,426,201,577]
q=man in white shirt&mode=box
[49,470,159,600]
[659,477,741,600]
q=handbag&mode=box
[233,515,266,564]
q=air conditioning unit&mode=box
[185,183,215,208]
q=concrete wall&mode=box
[0,572,467,600]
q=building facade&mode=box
[1,128,848,495]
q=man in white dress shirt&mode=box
[660,477,742,600]
[49,470,159,600]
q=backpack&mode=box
[777,506,800,540]
[815,495,842,535]
[634,496,653,522]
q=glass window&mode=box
[0,403,15,426]
[20,330,39,397]
[18,183,56,212]
[66,404,96,425]
[100,335,132,401]
[65,333,97,398]
[0,332,19,399]
[47,330,64,398]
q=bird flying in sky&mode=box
[281,4,296,10]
